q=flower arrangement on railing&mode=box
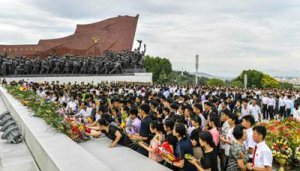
[259,118,300,168]
[294,146,300,166]
[5,84,89,143]
[271,137,293,168]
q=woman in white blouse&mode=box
[292,103,300,121]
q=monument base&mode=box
[0,73,152,84]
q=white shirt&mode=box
[78,107,92,118]
[267,98,276,107]
[293,108,300,121]
[262,97,268,105]
[59,95,70,104]
[163,90,170,98]
[40,91,47,98]
[285,99,293,109]
[199,114,206,130]
[253,141,273,168]
[278,98,285,107]
[241,105,250,118]
[225,126,235,156]
[220,121,230,150]
[250,105,261,122]
[244,127,256,158]
[187,126,194,137]
[95,113,101,121]
[66,101,77,111]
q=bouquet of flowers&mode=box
[294,146,300,165]
[120,110,128,129]
[156,142,178,162]
[64,117,89,142]
[5,85,90,143]
[184,154,193,160]
[271,137,293,161]
[19,83,29,92]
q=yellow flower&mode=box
[78,125,84,132]
[86,117,93,123]
[120,122,126,129]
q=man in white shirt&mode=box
[278,94,286,119]
[241,99,250,119]
[293,104,300,121]
[163,88,170,98]
[267,95,276,120]
[247,125,272,171]
[250,100,261,122]
[285,95,293,118]
[66,97,78,112]
[242,115,256,162]
[193,103,206,129]
[261,94,268,120]
[77,102,92,118]
[219,109,231,171]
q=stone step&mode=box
[0,97,40,171]
[0,139,39,171]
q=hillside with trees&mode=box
[143,56,294,89]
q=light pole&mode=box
[244,74,247,88]
[195,54,199,85]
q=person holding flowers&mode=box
[226,125,248,171]
[163,123,197,171]
[190,115,203,160]
[130,103,153,156]
[86,118,134,148]
[163,119,178,170]
[188,131,219,171]
[138,121,165,163]
[126,108,141,135]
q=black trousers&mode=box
[262,104,268,119]
[220,149,228,171]
[279,106,286,118]
[137,146,148,157]
[286,108,291,118]
[267,106,274,120]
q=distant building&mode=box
[276,77,300,85]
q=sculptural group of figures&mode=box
[0,41,146,76]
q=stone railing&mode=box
[0,85,170,171]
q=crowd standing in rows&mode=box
[4,80,300,171]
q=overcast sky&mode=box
[1,0,300,77]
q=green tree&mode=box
[206,78,225,87]
[143,55,172,82]
[198,77,210,86]
[279,82,294,89]
[234,70,264,88]
[229,80,244,88]
[233,69,295,89]
[157,69,169,83]
[261,74,279,88]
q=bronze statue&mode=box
[0,40,146,76]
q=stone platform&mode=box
[80,136,170,171]
[0,73,152,84]
[0,95,39,171]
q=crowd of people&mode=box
[4,79,300,171]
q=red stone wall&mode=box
[0,15,138,58]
